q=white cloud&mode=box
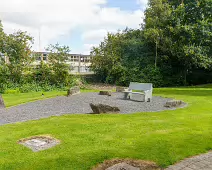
[137,0,148,6]
[82,43,99,54]
[0,0,146,53]
[81,29,117,42]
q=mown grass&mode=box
[0,86,211,170]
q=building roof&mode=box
[33,52,90,57]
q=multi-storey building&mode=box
[33,52,93,74]
[0,52,9,64]
[1,51,93,74]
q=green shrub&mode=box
[19,83,42,93]
[41,84,55,92]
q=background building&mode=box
[33,52,93,74]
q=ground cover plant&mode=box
[0,86,211,170]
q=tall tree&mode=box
[144,0,212,85]
[3,31,34,83]
[144,0,171,68]
[46,43,71,85]
[0,21,6,62]
[91,29,159,86]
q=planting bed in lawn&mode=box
[2,89,99,108]
[0,86,211,170]
[0,92,184,125]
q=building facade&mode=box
[0,53,9,64]
[33,52,93,74]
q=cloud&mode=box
[136,0,148,6]
[0,0,146,53]
[81,29,117,42]
[136,0,148,10]
[82,43,99,54]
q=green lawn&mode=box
[0,87,212,170]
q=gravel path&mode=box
[0,92,185,125]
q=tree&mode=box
[144,0,212,85]
[0,21,7,64]
[3,30,34,83]
[91,0,212,87]
[143,0,172,68]
[167,0,212,84]
[45,43,71,85]
[91,29,160,86]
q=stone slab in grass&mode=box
[106,162,139,170]
[18,135,60,152]
[92,158,161,170]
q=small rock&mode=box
[116,86,127,92]
[164,100,183,108]
[67,86,80,97]
[106,162,139,170]
[99,91,112,96]
[90,103,120,114]
[0,95,5,109]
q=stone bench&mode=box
[123,82,153,102]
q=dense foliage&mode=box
[91,0,212,87]
[0,22,79,93]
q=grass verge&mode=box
[0,87,211,169]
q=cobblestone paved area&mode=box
[166,151,212,170]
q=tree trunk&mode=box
[155,41,158,69]
[184,68,187,86]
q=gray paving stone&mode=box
[166,151,212,170]
[165,166,182,170]
[182,167,193,170]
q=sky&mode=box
[0,0,148,54]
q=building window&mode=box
[74,56,78,62]
[43,54,47,61]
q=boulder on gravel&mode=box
[99,91,112,96]
[164,100,183,108]
[0,95,5,109]
[67,86,80,97]
[90,103,120,114]
[116,86,127,92]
